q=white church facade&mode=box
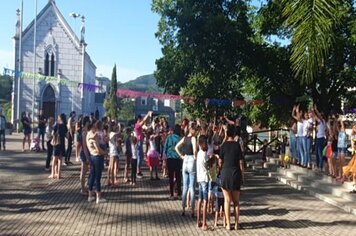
[12,0,98,122]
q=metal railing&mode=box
[244,128,289,154]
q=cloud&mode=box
[0,50,14,70]
[96,64,150,83]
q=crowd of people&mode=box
[289,104,356,193]
[14,109,244,231]
[4,103,356,230]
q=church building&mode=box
[12,0,97,122]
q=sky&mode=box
[0,0,163,83]
[0,0,266,83]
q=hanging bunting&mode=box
[3,67,102,92]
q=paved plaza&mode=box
[0,134,355,236]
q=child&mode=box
[108,123,120,187]
[280,136,288,169]
[329,131,338,178]
[147,129,160,180]
[207,155,218,214]
[214,172,225,228]
[207,129,217,214]
[196,135,209,231]
[124,128,132,183]
[131,136,138,186]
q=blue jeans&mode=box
[0,129,5,149]
[301,136,310,166]
[198,181,208,201]
[182,155,196,210]
[88,155,104,192]
[296,137,304,164]
[315,137,325,169]
[137,140,144,171]
[65,134,73,162]
[290,134,297,160]
[306,136,312,165]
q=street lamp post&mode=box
[70,12,81,112]
[17,0,23,132]
[32,0,38,138]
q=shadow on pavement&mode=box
[241,219,356,229]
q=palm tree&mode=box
[282,0,343,84]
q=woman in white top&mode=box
[313,105,326,172]
[108,123,120,187]
[292,104,305,166]
[303,111,313,168]
[336,118,347,179]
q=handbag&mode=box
[51,131,61,146]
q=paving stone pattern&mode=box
[0,134,355,236]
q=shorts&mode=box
[80,150,87,162]
[215,197,224,212]
[337,148,347,155]
[161,153,167,161]
[332,152,338,159]
[24,128,32,135]
[38,127,46,135]
[209,181,217,193]
[198,181,208,201]
[53,144,65,157]
[77,133,82,143]
[110,155,120,161]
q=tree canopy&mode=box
[152,0,356,127]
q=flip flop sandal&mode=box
[350,190,356,194]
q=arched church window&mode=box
[50,54,55,76]
[44,53,49,76]
[44,49,56,76]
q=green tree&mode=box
[118,98,135,125]
[152,0,254,117]
[0,75,13,102]
[256,0,355,117]
[104,65,119,120]
[282,0,344,84]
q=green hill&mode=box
[120,74,163,92]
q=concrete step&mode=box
[282,166,353,192]
[271,173,356,215]
[297,175,356,202]
[263,162,278,171]
[267,157,279,165]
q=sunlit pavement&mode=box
[0,133,355,236]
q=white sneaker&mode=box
[88,196,95,202]
[96,198,107,204]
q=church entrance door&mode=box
[42,85,56,119]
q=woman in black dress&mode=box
[50,114,67,179]
[21,112,32,151]
[219,124,244,230]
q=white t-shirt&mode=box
[302,119,312,137]
[316,120,326,138]
[297,121,304,137]
[131,143,138,160]
[109,132,119,157]
[196,150,209,183]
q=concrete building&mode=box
[134,97,180,127]
[11,0,97,122]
